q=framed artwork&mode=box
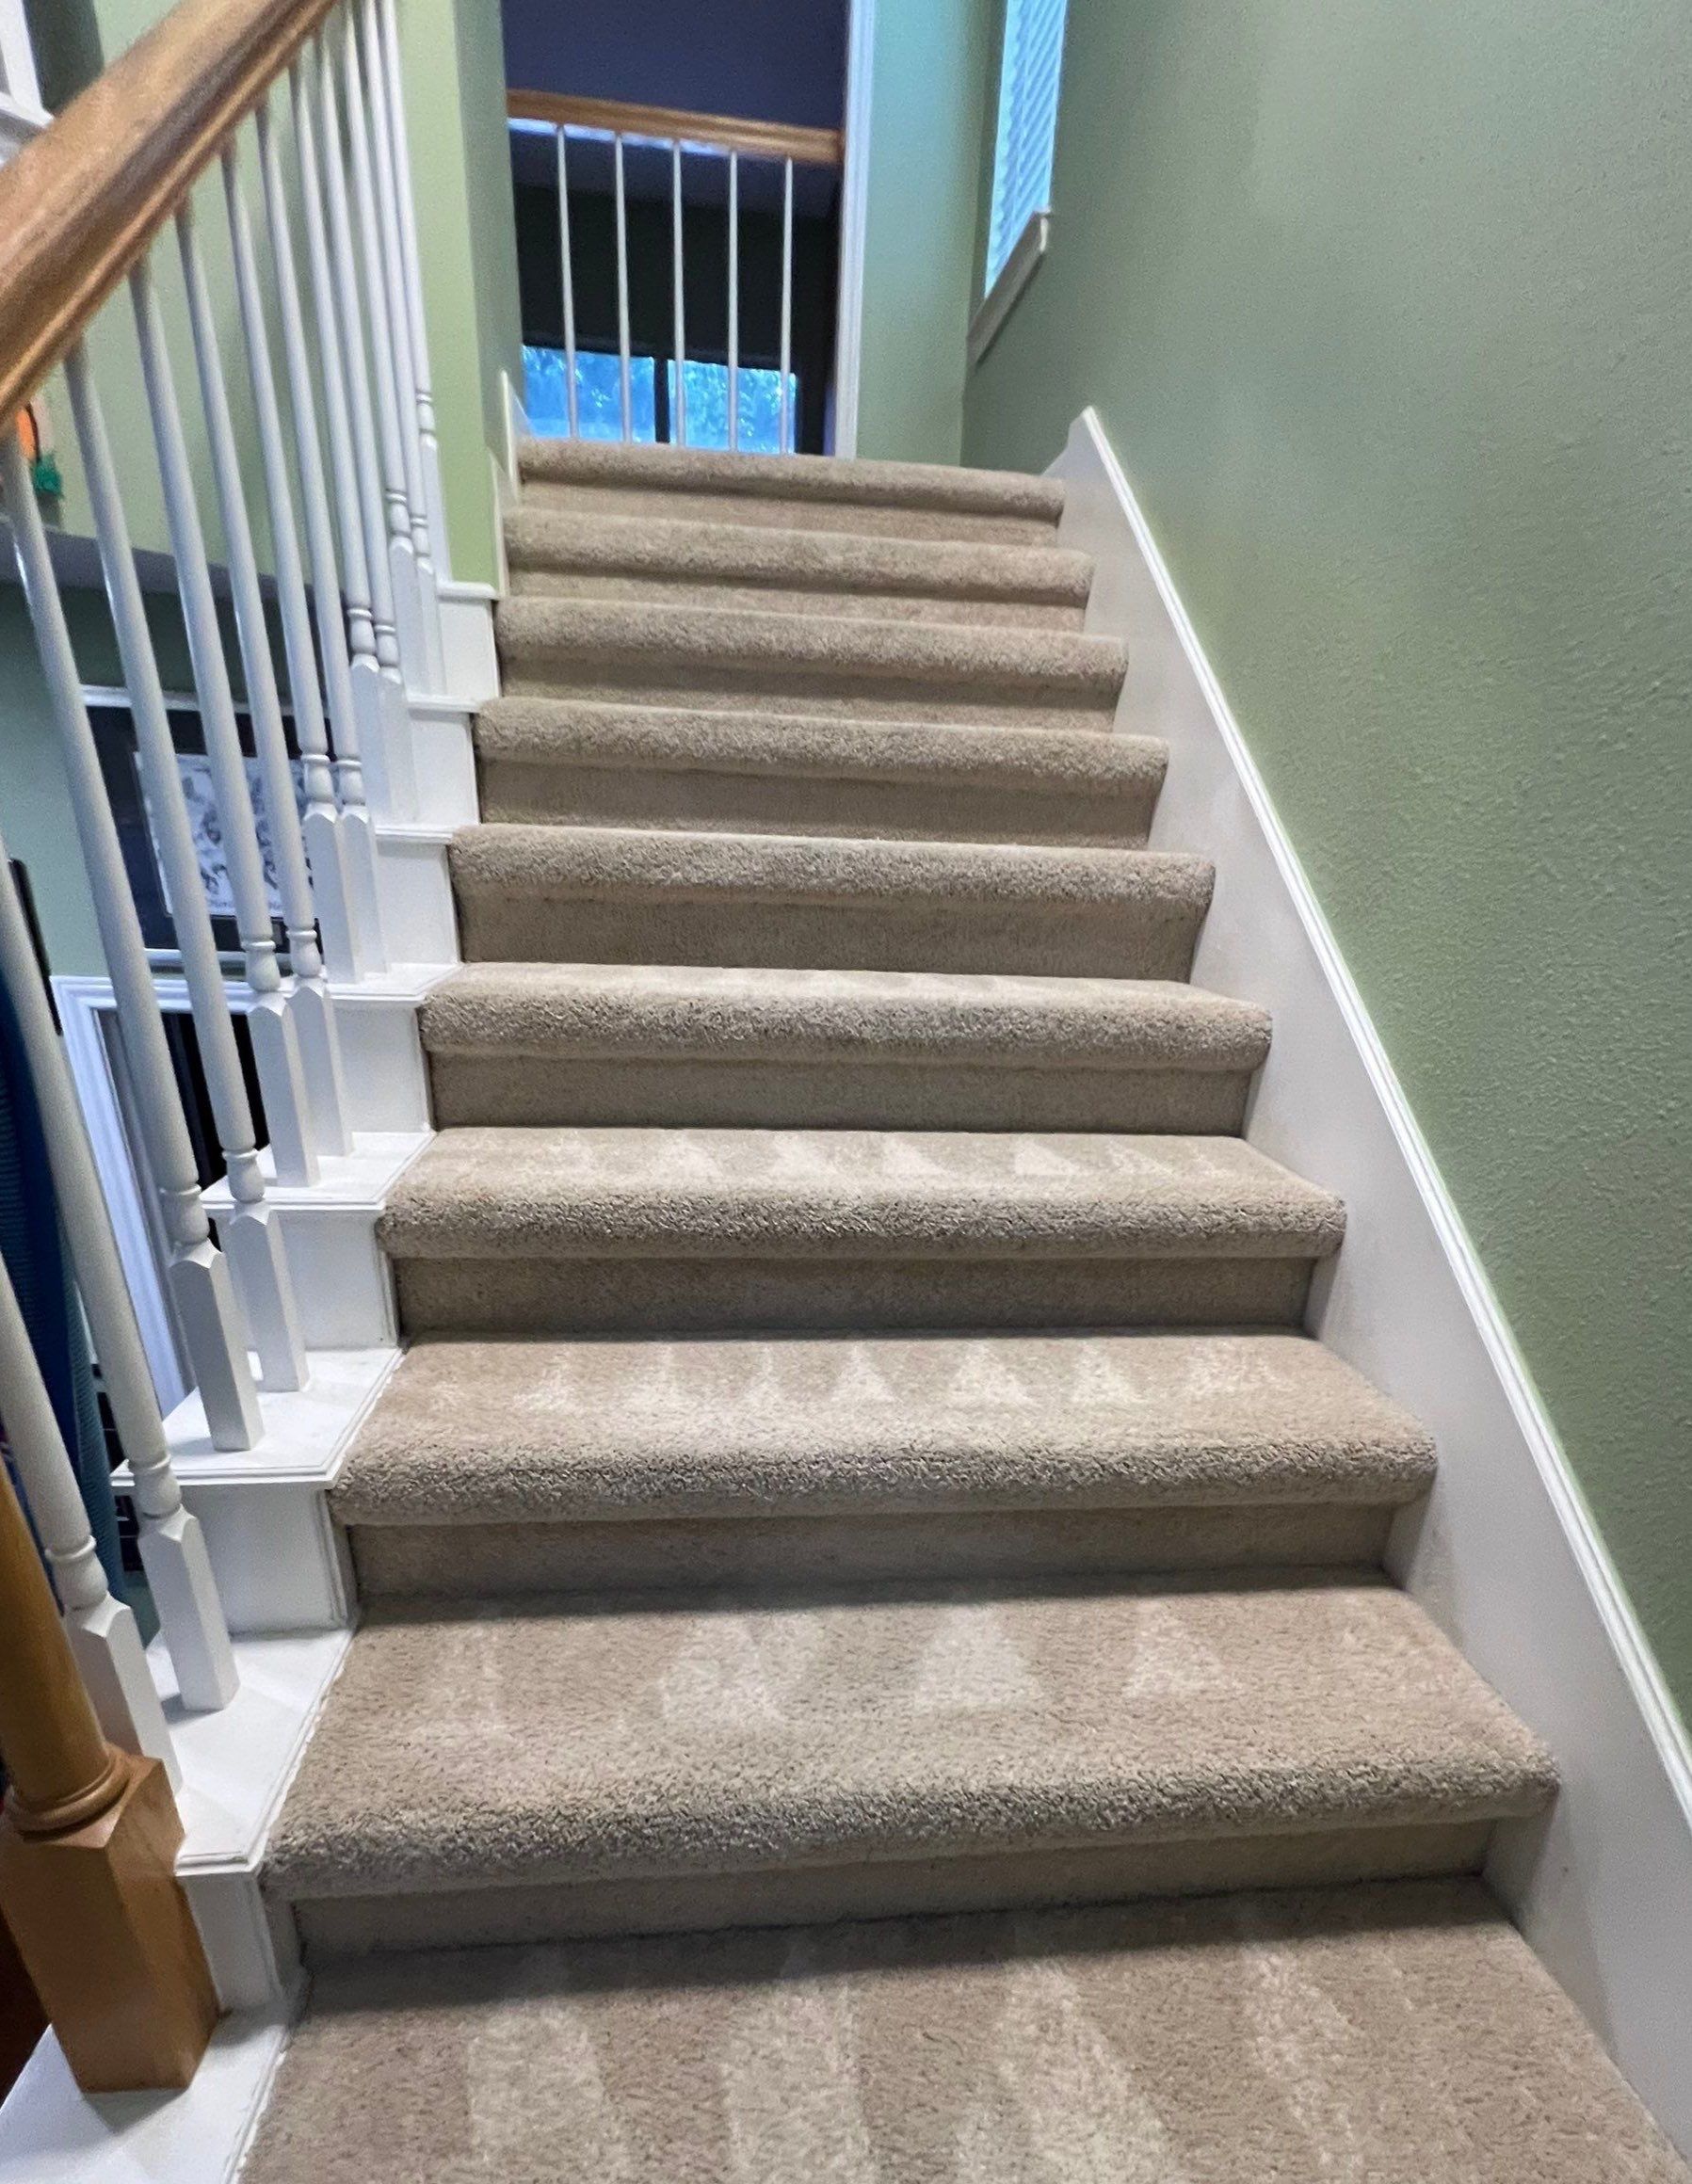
[85,687,307,963]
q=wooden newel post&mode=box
[0,1458,218,2092]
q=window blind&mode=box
[985,0,1070,290]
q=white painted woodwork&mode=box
[727,149,739,451]
[65,345,310,1408]
[376,0,449,580]
[177,195,353,1170]
[131,253,324,1213]
[670,139,686,445]
[308,37,418,820]
[556,124,580,438]
[256,95,389,984]
[613,133,633,441]
[1054,404,1692,2159]
[779,156,794,454]
[1,424,263,1452]
[338,13,429,696]
[358,0,443,691]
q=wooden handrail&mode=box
[0,0,338,423]
[508,88,843,170]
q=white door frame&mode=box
[831,0,875,456]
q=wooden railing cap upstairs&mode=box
[0,0,337,424]
[508,88,844,170]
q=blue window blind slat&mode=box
[986,0,1071,289]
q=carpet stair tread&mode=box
[263,1575,1555,1905]
[517,437,1067,546]
[506,507,1093,629]
[334,1328,1436,1528]
[448,824,1211,977]
[419,963,1269,1073]
[495,598,1126,730]
[377,1127,1346,1263]
[241,1879,1688,2184]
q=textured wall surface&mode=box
[960,0,1692,1715]
[855,0,992,464]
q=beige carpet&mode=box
[243,1880,1685,2184]
[244,438,1678,2170]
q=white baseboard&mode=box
[1052,407,1692,2156]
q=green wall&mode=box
[20,0,520,584]
[399,0,523,586]
[854,0,992,463]
[959,0,1692,1715]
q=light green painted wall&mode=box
[959,0,1692,1715]
[854,0,992,464]
[399,0,523,586]
[20,0,521,584]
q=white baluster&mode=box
[670,139,686,446]
[0,1245,178,1784]
[359,0,443,690]
[0,426,263,1454]
[728,150,740,452]
[66,344,307,1400]
[176,196,351,1164]
[557,126,579,438]
[222,149,363,993]
[295,49,415,825]
[614,134,632,442]
[258,93,388,982]
[376,0,450,577]
[338,14,429,692]
[0,817,236,1711]
[131,256,321,1197]
[780,157,795,455]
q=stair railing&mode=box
[508,89,843,454]
[0,0,450,2091]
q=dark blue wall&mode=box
[500,0,849,129]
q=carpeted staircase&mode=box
[245,442,1684,2181]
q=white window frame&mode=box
[969,0,1069,366]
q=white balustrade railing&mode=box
[529,110,834,453]
[0,0,451,1767]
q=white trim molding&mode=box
[831,0,875,457]
[1051,406,1692,2159]
[968,209,1047,368]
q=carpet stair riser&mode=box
[509,568,1088,632]
[515,442,1070,547]
[285,1820,1504,1962]
[477,760,1159,845]
[475,701,1166,847]
[348,1501,1402,1600]
[518,480,1063,546]
[425,1054,1259,1132]
[448,848,1212,982]
[390,1253,1324,1339]
[496,602,1127,731]
[453,894,1204,981]
[503,510,1093,633]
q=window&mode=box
[524,346,798,454]
[984,0,1071,293]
